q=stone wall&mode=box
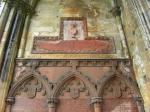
[121,0,150,111]
[22,0,127,59]
[6,59,141,112]
[0,0,150,112]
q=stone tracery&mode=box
[5,59,143,112]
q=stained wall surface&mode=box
[24,0,127,59]
[0,0,150,112]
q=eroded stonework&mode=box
[0,0,148,112]
[6,59,143,112]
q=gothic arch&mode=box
[7,70,51,98]
[98,73,115,97]
[98,71,141,97]
[97,69,144,112]
[52,70,97,98]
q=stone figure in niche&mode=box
[63,20,85,40]
[68,23,78,39]
[32,17,114,54]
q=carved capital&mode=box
[133,96,145,112]
[91,97,103,104]
[47,98,59,108]
[133,96,144,104]
[6,97,15,105]
[117,61,134,81]
[16,59,131,67]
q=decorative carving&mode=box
[60,77,88,99]
[118,62,132,76]
[60,17,88,40]
[33,35,110,41]
[34,36,60,41]
[14,61,40,81]
[6,97,15,105]
[6,57,143,112]
[133,96,144,103]
[103,77,132,98]
[16,78,45,98]
[91,97,103,104]
[14,66,26,81]
[47,98,59,108]
[70,60,79,71]
[31,16,115,54]
[32,40,113,54]
[16,59,131,67]
[32,39,114,54]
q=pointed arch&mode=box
[52,70,97,98]
[7,70,51,98]
[98,71,141,97]
[97,69,144,112]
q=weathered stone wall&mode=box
[0,0,150,112]
[23,0,127,59]
[6,59,140,112]
[121,0,150,111]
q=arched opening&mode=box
[5,73,51,112]
[101,76,140,112]
[56,76,93,112]
[11,77,48,112]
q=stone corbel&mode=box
[133,96,145,112]
[117,61,133,80]
[47,98,59,112]
[91,97,103,112]
[5,97,15,112]
[70,60,79,72]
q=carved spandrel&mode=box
[103,77,135,98]
[15,78,46,98]
[60,77,89,99]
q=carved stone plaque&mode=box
[32,17,115,54]
[32,37,114,54]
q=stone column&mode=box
[0,3,10,40]
[47,98,58,112]
[0,7,15,70]
[91,97,103,112]
[133,96,145,112]
[5,97,15,112]
[17,14,30,58]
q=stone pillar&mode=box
[91,97,103,112]
[47,98,58,112]
[5,97,15,112]
[133,96,145,112]
[111,4,129,58]
[0,7,15,69]
[17,15,30,58]
[0,3,10,40]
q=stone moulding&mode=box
[53,70,97,98]
[8,58,139,97]
[5,59,144,112]
[32,36,115,54]
[59,17,88,39]
[15,58,131,67]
